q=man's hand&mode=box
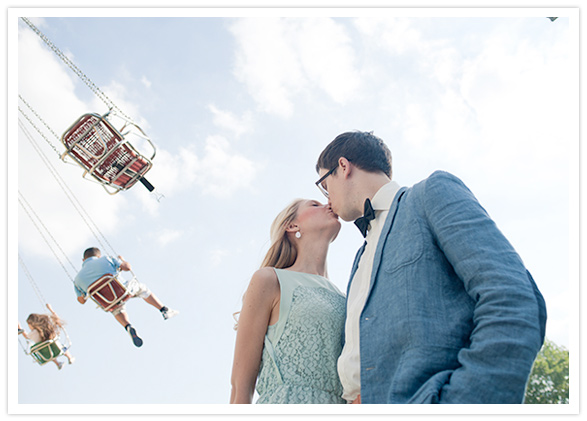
[118,255,132,271]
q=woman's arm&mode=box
[46,303,58,317]
[46,303,65,329]
[230,267,280,404]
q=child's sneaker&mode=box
[161,307,179,320]
[126,326,143,347]
[56,361,64,370]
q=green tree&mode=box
[524,338,569,404]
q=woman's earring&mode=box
[295,231,301,239]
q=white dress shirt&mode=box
[337,180,401,402]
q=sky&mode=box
[7,5,579,417]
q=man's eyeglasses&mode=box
[315,165,338,198]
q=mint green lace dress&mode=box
[255,268,347,404]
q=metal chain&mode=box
[18,192,78,282]
[18,253,48,307]
[18,101,61,158]
[20,17,134,123]
[18,118,119,258]
[18,94,61,140]
[18,336,31,356]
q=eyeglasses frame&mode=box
[315,165,338,198]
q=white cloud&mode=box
[155,228,183,247]
[141,75,152,89]
[196,135,258,197]
[459,22,574,182]
[96,80,151,131]
[208,104,253,138]
[353,17,573,187]
[129,145,199,215]
[294,18,360,104]
[210,248,229,267]
[426,45,463,87]
[230,18,302,118]
[229,17,361,118]
[354,17,422,55]
[401,103,431,148]
[140,135,258,202]
[18,26,86,131]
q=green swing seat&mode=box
[29,339,64,365]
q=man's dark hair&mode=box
[83,247,101,260]
[316,131,392,178]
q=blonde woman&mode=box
[18,303,75,369]
[230,199,346,404]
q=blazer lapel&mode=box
[366,188,406,299]
[347,241,367,297]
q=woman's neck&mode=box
[286,237,330,277]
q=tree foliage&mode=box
[524,338,569,404]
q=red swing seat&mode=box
[60,112,154,194]
[86,273,131,312]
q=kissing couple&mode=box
[230,131,547,405]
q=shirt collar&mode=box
[82,256,99,266]
[370,180,401,212]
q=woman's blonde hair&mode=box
[259,198,305,269]
[26,313,65,342]
[233,199,305,330]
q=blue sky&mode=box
[8,6,578,416]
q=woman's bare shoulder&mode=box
[249,267,279,287]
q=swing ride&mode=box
[85,273,132,312]
[17,115,149,365]
[20,17,158,195]
[18,175,140,318]
[18,256,72,367]
[61,111,156,195]
[17,16,175,368]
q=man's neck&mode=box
[355,172,391,213]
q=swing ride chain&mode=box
[18,95,62,158]
[20,17,134,123]
[18,254,48,306]
[18,192,77,282]
[19,114,120,261]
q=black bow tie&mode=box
[354,198,376,237]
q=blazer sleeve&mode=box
[421,171,546,403]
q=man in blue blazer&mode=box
[315,131,546,404]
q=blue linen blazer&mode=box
[349,171,547,404]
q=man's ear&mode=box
[338,157,352,179]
